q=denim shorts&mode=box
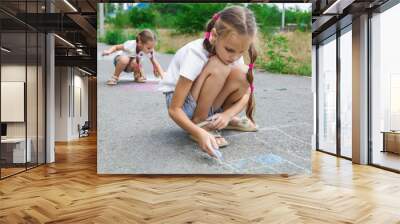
[164,91,223,119]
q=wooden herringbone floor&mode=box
[1,134,400,224]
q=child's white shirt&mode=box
[158,38,244,93]
[120,40,152,59]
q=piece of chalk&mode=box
[211,148,223,160]
[205,141,222,160]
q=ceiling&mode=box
[0,0,97,74]
[311,0,391,43]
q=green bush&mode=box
[128,7,157,29]
[295,63,311,76]
[173,3,228,34]
[258,34,311,76]
[104,29,125,45]
[150,4,179,28]
[248,4,281,28]
[285,8,311,31]
[248,4,311,34]
[265,35,290,74]
[104,3,311,34]
[165,49,176,54]
[112,11,130,28]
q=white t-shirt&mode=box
[158,38,244,93]
[119,40,152,59]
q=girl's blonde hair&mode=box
[203,6,258,122]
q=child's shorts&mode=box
[113,55,135,73]
[164,91,223,119]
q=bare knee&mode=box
[192,57,231,92]
[117,56,130,66]
[204,56,231,79]
[229,65,250,88]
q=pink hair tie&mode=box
[250,84,255,94]
[248,63,254,70]
[204,32,211,40]
[212,13,220,21]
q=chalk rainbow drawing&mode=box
[122,81,159,92]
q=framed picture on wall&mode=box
[1,81,25,122]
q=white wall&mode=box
[71,72,89,138]
[55,66,69,141]
[54,67,89,141]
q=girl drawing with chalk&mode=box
[159,6,258,159]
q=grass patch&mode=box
[257,30,311,76]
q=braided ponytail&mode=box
[246,43,257,123]
[135,36,140,65]
[203,15,219,56]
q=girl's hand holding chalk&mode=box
[153,66,162,78]
[207,113,231,130]
[197,129,220,158]
[206,140,223,160]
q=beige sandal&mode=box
[106,75,119,85]
[189,120,229,148]
[134,77,146,83]
[133,72,146,83]
[224,117,258,132]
